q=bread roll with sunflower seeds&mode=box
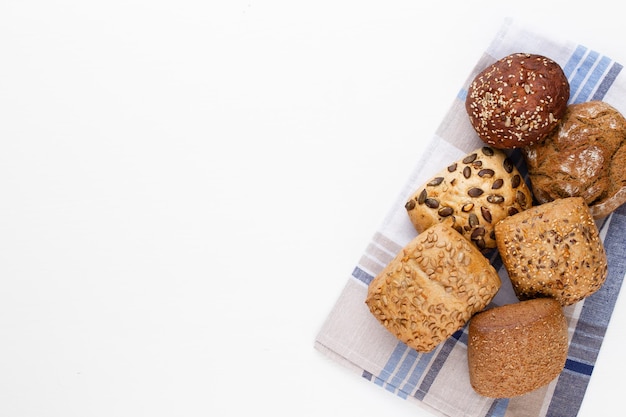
[404,146,533,251]
[366,222,501,353]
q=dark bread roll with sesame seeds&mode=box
[404,146,533,251]
[467,298,568,398]
[466,53,570,149]
[365,222,501,353]
[495,197,608,306]
[523,100,626,219]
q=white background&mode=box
[1,1,625,416]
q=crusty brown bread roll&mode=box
[523,100,626,219]
[365,222,501,353]
[467,298,568,398]
[465,53,570,149]
[405,146,532,251]
[495,196,608,306]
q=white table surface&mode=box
[1,1,625,416]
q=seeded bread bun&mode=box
[523,100,626,219]
[467,298,568,398]
[404,146,532,251]
[495,197,608,306]
[365,222,501,353]
[466,53,570,149]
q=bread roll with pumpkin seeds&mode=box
[404,146,532,251]
[365,222,501,353]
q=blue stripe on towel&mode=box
[414,328,464,400]
[399,349,437,398]
[387,348,418,397]
[592,61,623,101]
[374,342,408,387]
[486,398,510,417]
[573,55,611,103]
[562,45,588,79]
[352,266,373,285]
[568,50,600,100]
[565,359,594,376]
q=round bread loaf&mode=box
[467,298,568,398]
[405,146,532,251]
[465,53,570,149]
[495,197,608,306]
[365,222,501,353]
[523,100,626,219]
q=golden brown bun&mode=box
[495,197,608,306]
[523,100,626,219]
[404,146,532,251]
[468,298,568,398]
[365,222,501,353]
[466,53,569,149]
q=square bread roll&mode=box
[365,222,501,353]
[495,197,608,306]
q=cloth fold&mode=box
[315,19,626,417]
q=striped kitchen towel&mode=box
[315,18,626,417]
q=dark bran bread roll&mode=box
[495,197,608,306]
[467,298,568,398]
[365,222,501,353]
[404,146,532,251]
[523,100,626,219]
[465,53,570,149]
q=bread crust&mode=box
[495,197,608,306]
[405,146,532,250]
[466,53,569,149]
[523,100,626,219]
[365,222,501,353]
[468,298,568,398]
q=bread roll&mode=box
[523,100,626,219]
[467,298,568,398]
[365,222,501,353]
[495,197,608,306]
[404,146,532,251]
[465,53,570,149]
